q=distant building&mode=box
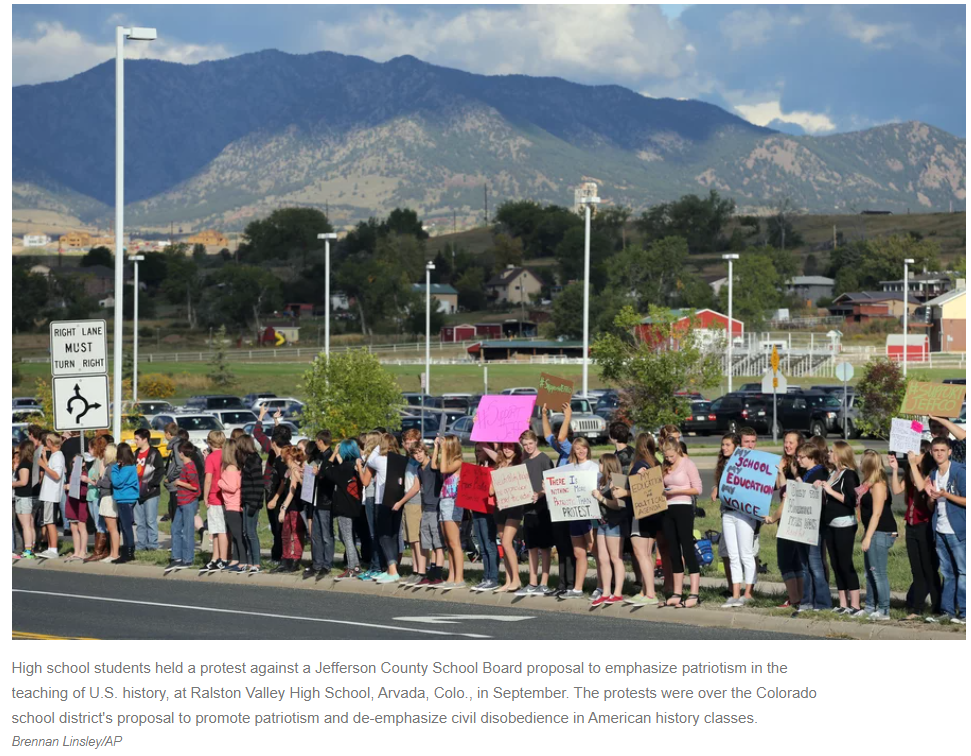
[637,308,744,351]
[828,292,920,324]
[88,236,115,249]
[468,339,585,362]
[786,276,835,306]
[186,229,229,247]
[918,288,966,352]
[879,272,955,301]
[411,283,458,314]
[574,181,599,214]
[485,266,544,305]
[59,231,92,248]
[22,234,50,247]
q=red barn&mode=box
[636,309,744,349]
[886,334,929,364]
[440,324,477,343]
[474,323,503,339]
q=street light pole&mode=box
[903,257,914,376]
[425,261,436,397]
[130,255,145,404]
[519,272,526,338]
[112,25,156,441]
[579,194,601,398]
[722,254,740,393]
[317,233,338,360]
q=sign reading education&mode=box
[543,466,599,522]
[717,448,780,519]
[776,480,822,546]
[456,463,492,513]
[50,319,108,377]
[470,395,536,443]
[900,381,966,419]
[630,465,667,519]
[490,465,534,510]
[536,373,574,412]
[889,418,924,455]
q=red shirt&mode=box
[176,460,200,506]
[205,449,224,506]
[136,448,150,481]
[905,487,933,526]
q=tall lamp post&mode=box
[425,261,436,397]
[129,255,145,404]
[112,25,156,440]
[579,193,601,398]
[317,232,338,360]
[903,257,914,376]
[519,272,527,337]
[722,254,740,393]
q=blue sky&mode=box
[12,4,966,137]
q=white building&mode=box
[23,234,51,247]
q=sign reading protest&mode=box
[900,381,966,419]
[889,418,924,455]
[536,373,574,412]
[490,464,534,510]
[630,466,667,519]
[300,465,316,504]
[456,463,492,513]
[776,480,822,546]
[717,448,780,519]
[470,395,536,443]
[543,466,599,522]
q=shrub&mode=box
[139,373,177,399]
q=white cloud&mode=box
[720,8,775,51]
[317,5,687,82]
[12,21,232,86]
[734,100,836,134]
[830,8,909,49]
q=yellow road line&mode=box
[12,631,98,640]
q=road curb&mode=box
[15,559,962,641]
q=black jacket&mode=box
[138,447,166,502]
[313,454,336,510]
[323,459,364,519]
[241,453,265,513]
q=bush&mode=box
[12,362,22,387]
[139,373,177,399]
[855,359,907,440]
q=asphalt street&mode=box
[12,569,812,641]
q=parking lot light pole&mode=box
[903,257,915,376]
[130,255,145,404]
[579,194,601,398]
[722,253,739,393]
[317,233,338,360]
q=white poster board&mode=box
[543,467,599,523]
[776,480,822,546]
[889,418,924,455]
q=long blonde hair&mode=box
[441,435,463,470]
[221,438,239,470]
[661,437,684,470]
[568,437,592,465]
[361,431,381,460]
[830,440,857,473]
[860,449,888,488]
[103,444,118,467]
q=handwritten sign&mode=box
[68,456,83,500]
[900,381,966,418]
[537,373,574,412]
[630,465,666,519]
[471,395,536,443]
[543,466,599,522]
[490,465,534,510]
[456,463,492,513]
[300,465,316,504]
[889,418,923,455]
[717,448,780,519]
[776,480,821,546]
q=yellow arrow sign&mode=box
[771,345,780,372]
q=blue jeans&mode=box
[59,488,68,534]
[311,508,335,571]
[864,531,895,615]
[801,532,832,610]
[88,498,106,534]
[171,501,198,564]
[364,496,385,571]
[134,496,160,550]
[244,509,261,565]
[936,531,967,619]
[117,500,135,551]
[471,511,498,582]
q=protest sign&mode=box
[456,462,492,513]
[630,465,667,519]
[537,373,574,412]
[69,456,83,500]
[900,381,966,418]
[776,480,822,546]
[471,395,536,443]
[300,465,316,504]
[610,473,628,492]
[889,418,924,455]
[490,464,534,510]
[717,448,780,519]
[543,467,599,522]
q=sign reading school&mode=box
[717,448,780,519]
[470,395,536,443]
[900,381,966,419]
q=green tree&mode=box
[403,289,447,337]
[206,265,283,329]
[494,199,545,240]
[607,236,712,311]
[862,235,941,284]
[12,266,49,331]
[192,243,207,263]
[635,190,736,254]
[766,196,803,250]
[855,359,908,439]
[239,207,333,264]
[454,267,488,311]
[834,267,860,296]
[593,306,722,429]
[804,253,819,276]
[138,251,168,288]
[161,245,202,328]
[490,234,524,272]
[382,208,429,240]
[554,226,611,288]
[592,206,632,250]
[80,246,113,267]
[206,325,237,389]
[301,350,402,438]
[718,251,786,330]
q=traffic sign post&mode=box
[763,346,786,442]
[49,319,110,432]
[52,376,110,431]
[835,362,855,440]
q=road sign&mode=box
[49,319,108,377]
[52,375,110,432]
[835,362,855,383]
[771,345,780,373]
[762,371,788,394]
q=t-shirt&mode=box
[615,446,634,475]
[136,448,150,481]
[546,435,573,467]
[205,449,224,506]
[934,467,953,535]
[176,460,201,507]
[662,457,701,506]
[39,450,65,503]
[417,463,442,512]
[14,460,32,499]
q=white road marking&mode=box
[393,614,535,625]
[12,589,491,639]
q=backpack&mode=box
[694,538,714,567]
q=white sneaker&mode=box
[951,617,966,625]
[850,608,870,618]
[869,611,890,621]
[590,588,603,601]
[721,598,741,608]
[37,548,60,559]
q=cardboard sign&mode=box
[889,418,923,455]
[610,473,629,492]
[776,480,822,546]
[300,465,316,504]
[717,448,780,519]
[900,381,966,419]
[537,373,574,412]
[491,464,534,510]
[630,465,667,519]
[456,462,492,513]
[543,465,599,522]
[68,456,83,500]
[470,395,537,443]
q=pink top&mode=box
[663,457,702,506]
[218,468,241,512]
[205,449,223,506]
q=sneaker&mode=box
[201,560,218,574]
[850,608,870,618]
[591,588,603,601]
[302,567,316,580]
[590,595,609,608]
[605,595,624,605]
[470,580,488,592]
[831,607,847,615]
[164,560,181,574]
[776,599,791,609]
[551,587,568,598]
[480,580,499,592]
[215,560,229,571]
[415,576,433,587]
[36,548,60,559]
[334,569,354,581]
[721,598,741,608]
[738,597,752,606]
[376,572,400,584]
[559,589,584,600]
[173,562,189,571]
[249,565,262,575]
[539,585,556,597]
[924,615,941,623]
[625,594,659,606]
[101,555,118,563]
[515,584,538,597]
[225,564,245,574]
[20,550,36,560]
[951,617,966,625]
[870,612,890,621]
[371,571,389,582]
[427,578,444,588]
[357,569,374,581]
[439,581,463,591]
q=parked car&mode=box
[736,383,764,394]
[810,385,845,395]
[943,378,967,385]
[210,409,260,434]
[500,387,538,396]
[150,413,225,446]
[116,400,177,422]
[441,395,472,412]
[251,396,306,414]
[448,414,476,447]
[243,392,277,407]
[12,422,28,445]
[184,395,245,412]
[12,408,43,423]
[402,393,445,409]
[530,398,607,444]
[12,397,40,409]
[772,391,843,437]
[708,394,771,435]
[680,400,716,436]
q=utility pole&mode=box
[833,224,837,249]
[453,209,456,234]
[484,184,489,226]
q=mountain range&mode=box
[12,49,966,231]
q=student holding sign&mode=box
[927,416,966,465]
[814,442,861,615]
[660,438,703,608]
[562,438,601,599]
[619,433,664,606]
[858,450,897,620]
[517,430,555,597]
[542,402,577,596]
[491,442,524,594]
[712,434,757,608]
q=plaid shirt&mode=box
[176,460,200,507]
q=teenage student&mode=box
[323,439,365,580]
[217,438,245,573]
[542,402,576,596]
[660,438,703,608]
[431,435,466,590]
[815,441,861,615]
[166,441,201,572]
[413,442,445,587]
[239,435,265,574]
[517,430,555,596]
[713,433,757,607]
[617,433,663,606]
[36,432,65,559]
[560,437,600,600]
[926,436,966,624]
[202,431,228,572]
[492,442,524,593]
[591,453,626,606]
[13,440,35,559]
[97,445,120,562]
[858,449,897,620]
[111,443,140,564]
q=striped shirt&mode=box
[176,460,200,507]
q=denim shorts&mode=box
[599,520,624,538]
[15,496,33,515]
[438,497,463,524]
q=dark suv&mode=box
[772,391,843,437]
[708,394,770,434]
[184,395,245,411]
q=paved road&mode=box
[13,569,810,641]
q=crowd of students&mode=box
[11,407,966,623]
